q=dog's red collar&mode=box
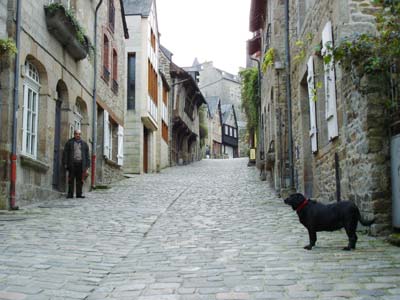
[296,199,309,212]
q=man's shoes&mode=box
[67,195,73,199]
[76,195,85,198]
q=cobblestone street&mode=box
[0,158,399,300]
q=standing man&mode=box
[62,129,90,198]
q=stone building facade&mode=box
[123,0,162,174]
[0,0,128,208]
[205,96,222,158]
[170,63,205,166]
[95,0,129,185]
[248,0,290,191]
[0,0,95,208]
[185,60,247,157]
[158,45,172,170]
[250,0,393,232]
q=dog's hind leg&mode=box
[304,230,316,250]
[344,222,358,250]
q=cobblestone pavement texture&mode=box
[0,158,399,300]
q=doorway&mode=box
[143,127,149,173]
[52,82,68,191]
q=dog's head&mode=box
[284,193,306,210]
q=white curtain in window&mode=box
[117,125,124,166]
[103,110,110,159]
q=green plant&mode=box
[310,81,323,102]
[0,38,17,58]
[326,0,400,112]
[294,33,314,63]
[44,3,90,49]
[240,67,259,135]
[262,48,275,73]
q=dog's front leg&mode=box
[304,229,316,250]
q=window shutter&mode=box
[307,56,318,153]
[117,125,124,166]
[103,110,110,159]
[322,21,338,140]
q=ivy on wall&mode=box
[326,0,400,113]
[240,67,259,135]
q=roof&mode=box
[123,0,153,16]
[160,45,173,61]
[206,96,220,117]
[221,104,237,125]
[170,62,206,106]
[120,0,129,38]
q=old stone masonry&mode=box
[0,158,399,300]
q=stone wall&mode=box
[289,0,391,232]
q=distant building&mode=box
[221,104,239,158]
[205,96,222,158]
[170,63,206,165]
[185,60,247,156]
[123,0,162,173]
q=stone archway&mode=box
[53,80,69,191]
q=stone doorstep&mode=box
[216,292,250,300]
[0,291,27,300]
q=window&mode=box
[22,62,40,157]
[233,129,237,138]
[162,84,168,123]
[112,49,118,94]
[108,0,115,32]
[224,125,229,135]
[150,28,156,51]
[162,120,168,143]
[127,53,136,110]
[103,35,110,82]
[103,109,124,165]
[148,60,158,105]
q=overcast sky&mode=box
[156,0,252,75]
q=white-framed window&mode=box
[70,102,83,138]
[22,61,40,158]
[224,126,229,135]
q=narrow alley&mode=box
[0,159,399,300]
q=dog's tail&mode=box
[358,211,375,226]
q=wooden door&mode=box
[143,127,148,173]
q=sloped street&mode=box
[0,158,399,300]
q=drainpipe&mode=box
[284,0,294,190]
[91,0,103,189]
[10,0,22,210]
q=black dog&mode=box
[284,193,375,250]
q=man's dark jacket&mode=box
[62,138,90,171]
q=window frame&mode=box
[22,62,40,158]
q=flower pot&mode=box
[44,5,89,60]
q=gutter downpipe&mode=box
[10,0,22,210]
[91,0,103,189]
[284,0,294,190]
